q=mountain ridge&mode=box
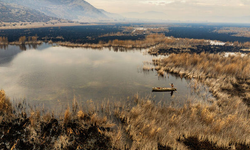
[0,0,122,22]
[0,2,58,22]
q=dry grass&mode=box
[115,97,250,149]
[49,32,250,54]
[0,90,12,115]
[160,52,250,79]
[153,53,250,105]
[143,65,154,71]
[2,88,250,149]
[215,27,250,39]
[56,33,166,49]
[126,52,250,149]
[0,90,118,149]
[157,68,165,77]
[0,36,8,44]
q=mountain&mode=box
[98,9,125,21]
[0,0,110,22]
[0,2,57,22]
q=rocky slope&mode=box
[0,0,115,22]
[0,2,57,22]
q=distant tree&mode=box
[98,41,104,45]
[19,36,26,44]
[31,36,38,41]
[225,41,232,46]
[233,41,239,47]
[243,42,250,48]
[3,37,8,43]
[0,37,8,43]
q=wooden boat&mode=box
[152,87,177,92]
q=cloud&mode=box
[140,0,250,6]
[241,0,250,3]
[87,0,250,23]
[240,0,250,5]
[141,0,186,5]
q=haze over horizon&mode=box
[86,0,250,23]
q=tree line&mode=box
[19,36,38,44]
[0,36,8,44]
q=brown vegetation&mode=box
[148,53,250,143]
[151,53,250,121]
[52,33,250,55]
[0,90,12,115]
[108,52,250,149]
[56,33,166,49]
[0,36,8,45]
[0,90,117,150]
[115,97,250,149]
[215,27,250,38]
[2,83,250,150]
[160,52,250,79]
[148,37,211,55]
[19,36,26,44]
[8,36,43,47]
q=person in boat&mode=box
[171,83,174,88]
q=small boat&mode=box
[152,87,177,92]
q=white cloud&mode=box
[139,0,250,6]
[86,0,250,23]
[241,0,250,4]
[141,0,187,5]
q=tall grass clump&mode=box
[0,90,12,115]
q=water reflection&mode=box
[0,44,212,110]
[0,45,8,50]
[19,44,27,51]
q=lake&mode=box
[0,44,211,112]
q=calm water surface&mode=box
[0,44,209,110]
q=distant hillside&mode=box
[99,9,125,21]
[0,2,57,22]
[0,0,112,22]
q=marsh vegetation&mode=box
[1,82,250,150]
[1,24,250,150]
[214,27,250,38]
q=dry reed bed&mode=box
[115,96,250,149]
[56,33,166,49]
[153,53,250,101]
[1,91,250,149]
[215,27,250,38]
[159,53,250,79]
[53,34,250,56]
[0,90,120,150]
[131,53,250,149]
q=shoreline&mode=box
[0,23,107,30]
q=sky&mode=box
[86,0,250,23]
